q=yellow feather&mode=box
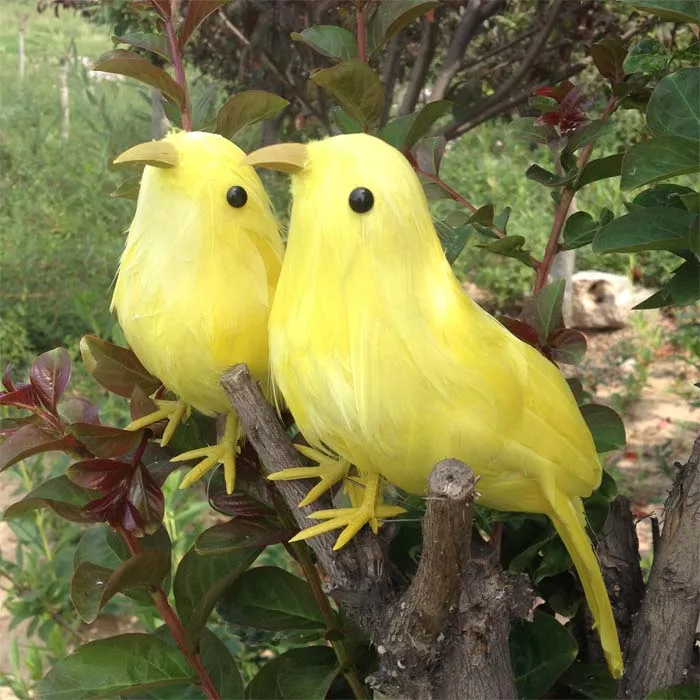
[263,133,623,678]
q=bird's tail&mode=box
[548,492,624,679]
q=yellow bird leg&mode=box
[267,445,351,507]
[172,412,238,494]
[289,473,406,550]
[126,399,191,447]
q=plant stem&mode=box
[270,492,369,699]
[533,95,619,292]
[163,9,192,131]
[357,3,367,63]
[414,165,509,240]
[119,528,221,700]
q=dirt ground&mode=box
[0,310,698,692]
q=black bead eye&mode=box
[226,185,248,208]
[348,187,374,214]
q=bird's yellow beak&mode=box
[112,140,179,168]
[240,143,308,174]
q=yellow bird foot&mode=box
[289,473,405,550]
[267,445,351,507]
[171,412,238,494]
[126,398,191,447]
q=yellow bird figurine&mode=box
[111,130,283,494]
[241,133,623,678]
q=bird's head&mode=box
[240,134,439,262]
[114,130,280,250]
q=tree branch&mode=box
[398,16,439,116]
[381,30,405,125]
[430,0,506,102]
[619,431,700,699]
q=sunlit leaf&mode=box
[291,26,357,61]
[379,100,452,151]
[620,135,700,190]
[0,425,80,473]
[4,476,99,523]
[29,348,71,412]
[113,32,172,62]
[575,154,623,190]
[621,0,700,24]
[521,280,566,344]
[647,67,700,142]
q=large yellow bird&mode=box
[111,130,283,493]
[242,133,623,678]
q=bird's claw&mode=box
[267,445,351,507]
[171,413,238,494]
[289,473,405,550]
[126,398,191,447]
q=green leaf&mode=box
[672,41,700,64]
[4,476,98,523]
[195,518,289,555]
[434,221,472,265]
[366,1,440,55]
[646,683,700,699]
[113,32,172,62]
[630,183,696,210]
[526,164,576,188]
[679,191,700,212]
[510,610,578,700]
[311,60,384,127]
[291,26,357,61]
[174,546,263,649]
[575,154,624,190]
[522,280,566,345]
[636,258,700,308]
[71,550,170,624]
[533,538,573,584]
[623,38,669,75]
[562,212,597,250]
[549,328,588,365]
[191,84,219,132]
[580,404,626,452]
[590,37,627,84]
[509,117,558,146]
[36,634,194,700]
[476,235,534,267]
[567,120,613,152]
[379,100,452,151]
[215,90,289,140]
[560,661,618,699]
[92,50,185,109]
[621,0,700,24]
[330,106,364,134]
[621,135,700,190]
[216,566,327,631]
[414,135,446,176]
[80,335,160,398]
[593,207,696,253]
[246,646,339,700]
[178,1,227,49]
[647,67,700,142]
[142,627,244,700]
[529,95,560,112]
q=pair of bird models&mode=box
[110,130,623,678]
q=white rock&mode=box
[570,271,634,330]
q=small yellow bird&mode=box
[241,133,623,678]
[111,130,283,493]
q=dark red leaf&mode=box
[149,0,171,19]
[130,384,159,422]
[68,423,144,458]
[80,335,160,398]
[178,0,226,48]
[29,348,72,412]
[548,328,588,365]
[83,486,129,524]
[67,458,133,491]
[2,365,15,392]
[129,464,164,534]
[499,316,541,349]
[0,416,38,437]
[1,425,80,473]
[61,396,101,425]
[0,383,41,410]
[121,501,146,534]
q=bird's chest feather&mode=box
[112,222,273,415]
